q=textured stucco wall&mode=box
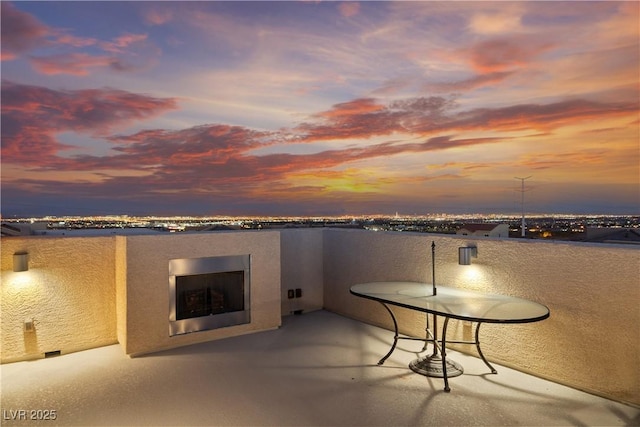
[121,231,282,356]
[1,237,117,363]
[115,236,127,349]
[322,229,640,406]
[2,229,638,405]
[280,229,324,316]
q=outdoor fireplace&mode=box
[169,255,251,336]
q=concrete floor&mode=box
[1,310,638,426]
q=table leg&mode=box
[442,317,451,392]
[422,312,430,351]
[377,302,399,365]
[475,322,498,374]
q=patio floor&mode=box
[1,310,638,426]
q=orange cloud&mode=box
[449,98,638,133]
[316,98,385,119]
[3,76,638,215]
[297,94,638,144]
[467,36,554,73]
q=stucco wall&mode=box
[1,237,117,363]
[2,229,638,405]
[115,236,127,349]
[280,229,324,316]
[120,231,282,356]
[322,229,640,406]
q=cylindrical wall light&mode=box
[458,246,477,265]
[13,252,29,272]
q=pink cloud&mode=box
[447,98,638,133]
[0,2,51,60]
[29,33,158,76]
[144,8,174,25]
[46,126,503,190]
[3,80,637,210]
[104,125,274,170]
[316,98,386,119]
[427,71,515,93]
[338,2,360,18]
[30,53,119,76]
[297,94,638,142]
[296,96,457,141]
[1,80,178,165]
[100,33,148,54]
[55,33,98,48]
[1,3,153,75]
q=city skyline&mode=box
[2,1,639,217]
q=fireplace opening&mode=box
[176,271,245,320]
[169,255,250,336]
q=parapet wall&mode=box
[322,228,640,406]
[1,236,118,363]
[2,229,638,405]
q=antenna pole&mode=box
[515,176,532,237]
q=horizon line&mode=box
[2,212,639,221]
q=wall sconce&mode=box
[458,246,477,265]
[13,252,29,272]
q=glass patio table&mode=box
[350,281,550,392]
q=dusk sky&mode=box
[2,1,638,217]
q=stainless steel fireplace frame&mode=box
[169,254,251,336]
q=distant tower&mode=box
[515,176,532,237]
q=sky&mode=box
[1,1,638,217]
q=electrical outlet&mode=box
[287,289,295,299]
[295,288,302,298]
[24,319,35,333]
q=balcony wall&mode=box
[2,231,284,361]
[280,228,324,316]
[1,236,118,363]
[1,228,638,405]
[322,228,640,406]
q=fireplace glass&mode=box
[169,255,250,336]
[176,271,245,320]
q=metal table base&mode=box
[409,354,464,378]
[376,301,497,392]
